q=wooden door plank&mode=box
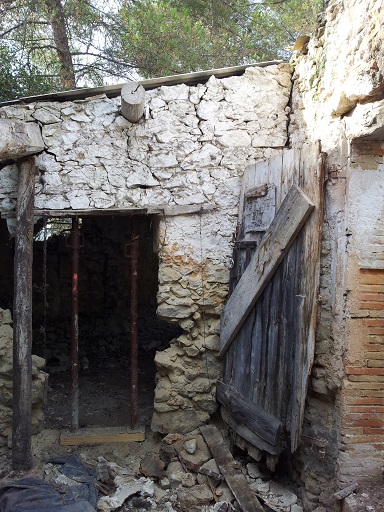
[221,407,279,455]
[200,425,264,512]
[219,184,314,356]
[217,382,282,447]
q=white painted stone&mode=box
[33,108,61,124]
[196,100,221,121]
[0,165,18,195]
[148,152,178,168]
[218,130,252,148]
[160,83,189,102]
[70,113,91,122]
[67,191,90,209]
[0,119,44,161]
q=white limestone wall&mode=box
[0,63,292,433]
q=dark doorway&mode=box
[32,215,181,429]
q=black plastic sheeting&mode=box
[0,455,97,512]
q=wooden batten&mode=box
[219,184,314,356]
[217,382,282,450]
[12,156,36,470]
[121,81,146,123]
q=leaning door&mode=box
[219,144,325,466]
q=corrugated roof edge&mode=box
[0,60,284,107]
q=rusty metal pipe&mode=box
[130,220,139,430]
[70,217,80,431]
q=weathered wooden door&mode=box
[218,144,325,466]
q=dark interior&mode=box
[0,215,181,429]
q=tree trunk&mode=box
[44,0,76,89]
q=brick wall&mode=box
[340,267,384,482]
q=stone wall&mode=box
[0,308,48,450]
[291,0,384,508]
[0,63,292,434]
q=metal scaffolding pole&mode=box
[130,220,139,430]
[70,217,80,431]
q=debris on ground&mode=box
[0,426,306,512]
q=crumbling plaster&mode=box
[290,0,384,506]
[0,63,292,436]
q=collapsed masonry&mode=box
[0,0,384,510]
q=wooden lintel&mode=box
[200,425,265,512]
[1,205,216,219]
[219,185,314,357]
[12,156,36,470]
[60,426,145,446]
[147,204,216,216]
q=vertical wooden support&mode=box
[12,156,36,470]
[130,219,139,430]
[70,217,80,431]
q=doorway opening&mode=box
[30,214,181,430]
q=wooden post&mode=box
[12,156,36,470]
[121,82,145,123]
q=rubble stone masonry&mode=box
[0,64,292,436]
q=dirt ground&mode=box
[0,354,383,512]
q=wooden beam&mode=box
[217,382,282,448]
[12,156,36,470]
[219,185,314,357]
[1,204,216,219]
[200,425,264,512]
[60,426,145,446]
[221,407,278,455]
[121,82,145,123]
[0,119,44,162]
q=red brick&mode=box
[363,427,384,435]
[342,435,384,444]
[361,318,384,325]
[368,360,384,367]
[344,418,384,428]
[360,302,384,310]
[360,293,384,302]
[347,397,384,405]
[365,344,384,351]
[346,367,384,375]
[368,328,384,335]
[348,406,384,413]
[348,375,384,382]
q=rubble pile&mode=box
[81,429,304,512]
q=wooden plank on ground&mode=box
[219,184,314,356]
[217,382,282,447]
[60,426,145,446]
[200,424,264,512]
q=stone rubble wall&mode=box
[0,308,48,451]
[291,0,384,508]
[0,64,292,434]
